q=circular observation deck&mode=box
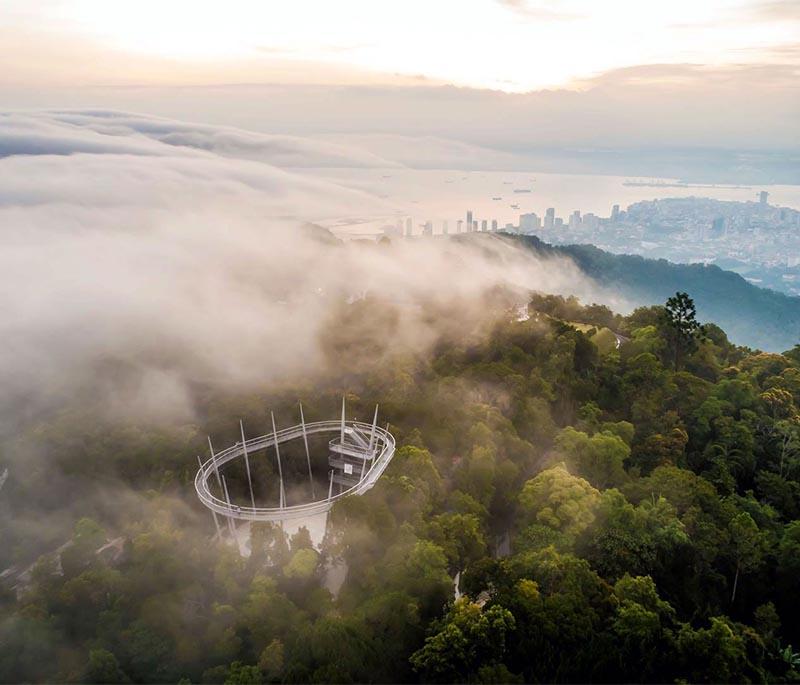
[195,419,396,522]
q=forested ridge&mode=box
[2,293,800,683]
[510,234,800,352]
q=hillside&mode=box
[2,293,800,683]
[512,235,800,352]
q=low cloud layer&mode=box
[0,111,598,429]
[4,58,793,182]
[0,110,399,168]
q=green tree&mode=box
[610,575,677,681]
[290,526,314,552]
[283,548,319,581]
[384,539,452,617]
[410,598,516,682]
[728,511,768,605]
[555,427,630,488]
[258,639,284,681]
[85,648,128,684]
[661,292,704,371]
[677,617,756,683]
[60,517,106,579]
[225,661,262,684]
[518,465,601,542]
[425,512,487,573]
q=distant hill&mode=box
[511,235,800,352]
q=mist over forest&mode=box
[2,104,800,684]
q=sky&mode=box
[0,1,798,179]
[0,5,797,433]
[1,0,798,91]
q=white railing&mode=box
[194,420,395,521]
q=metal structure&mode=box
[194,401,395,537]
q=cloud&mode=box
[10,59,790,167]
[582,61,800,90]
[495,0,578,21]
[1,110,400,168]
[748,0,800,20]
[313,133,533,170]
[0,112,176,158]
[759,41,800,57]
[0,111,597,430]
[3,63,797,183]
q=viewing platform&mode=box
[194,399,395,528]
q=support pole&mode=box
[328,469,334,501]
[239,420,256,509]
[271,411,285,509]
[207,436,222,490]
[299,403,316,499]
[197,455,221,539]
[221,475,236,539]
[340,396,346,445]
[368,404,379,453]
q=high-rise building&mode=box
[569,210,581,229]
[423,221,433,236]
[481,219,488,232]
[382,224,402,238]
[759,191,769,205]
[443,220,449,235]
[583,213,598,230]
[554,217,564,228]
[473,221,478,232]
[466,210,473,231]
[519,212,541,233]
[405,218,413,236]
[491,219,498,232]
[456,219,463,233]
[611,204,620,222]
[544,208,555,229]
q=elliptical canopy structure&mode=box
[194,400,395,534]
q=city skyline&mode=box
[382,191,800,295]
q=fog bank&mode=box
[0,111,602,429]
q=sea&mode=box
[301,168,800,238]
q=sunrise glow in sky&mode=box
[2,0,798,91]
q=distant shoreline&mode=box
[623,181,752,190]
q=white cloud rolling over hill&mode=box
[0,111,596,426]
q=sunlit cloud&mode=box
[1,0,798,92]
[747,0,800,19]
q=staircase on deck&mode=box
[327,401,380,494]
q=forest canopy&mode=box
[1,292,800,683]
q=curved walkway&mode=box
[194,420,395,521]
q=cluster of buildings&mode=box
[381,210,507,239]
[517,206,607,233]
[382,205,619,240]
[380,191,800,295]
[530,193,800,296]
